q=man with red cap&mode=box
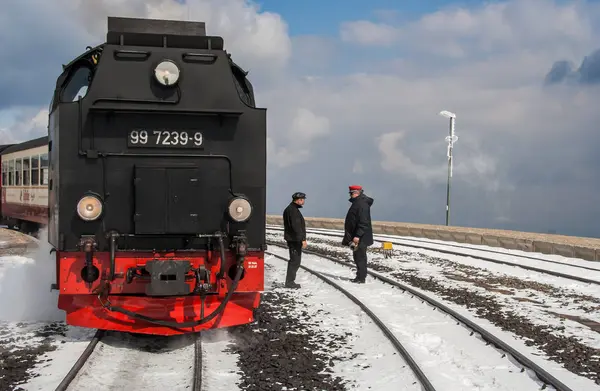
[342,185,374,283]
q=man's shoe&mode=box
[285,281,301,289]
[350,278,365,284]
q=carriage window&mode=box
[22,157,30,186]
[31,155,39,186]
[15,158,21,186]
[40,153,49,185]
[8,160,14,186]
[1,161,6,186]
[61,67,91,102]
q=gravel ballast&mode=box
[0,321,66,391]
[225,264,350,391]
[305,236,600,308]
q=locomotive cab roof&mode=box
[106,16,224,50]
[52,15,254,113]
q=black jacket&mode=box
[342,193,374,246]
[283,202,306,243]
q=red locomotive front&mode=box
[56,241,264,335]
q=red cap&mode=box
[349,185,362,191]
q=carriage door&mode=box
[166,167,201,233]
[134,166,200,234]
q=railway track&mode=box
[5,228,209,391]
[266,242,576,391]
[266,250,436,391]
[267,226,600,285]
[54,330,105,391]
[54,331,204,391]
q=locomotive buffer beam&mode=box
[100,243,248,329]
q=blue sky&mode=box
[256,0,428,35]
[254,0,594,35]
[177,0,507,36]
[2,0,600,237]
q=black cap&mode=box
[292,192,306,200]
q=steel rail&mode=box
[192,333,203,391]
[267,242,575,391]
[54,329,105,391]
[267,226,600,286]
[266,250,437,391]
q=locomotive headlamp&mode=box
[228,197,252,222]
[154,60,180,86]
[76,194,103,221]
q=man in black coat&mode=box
[342,185,374,283]
[282,192,307,288]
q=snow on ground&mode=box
[266,229,600,352]
[201,329,243,391]
[266,246,556,391]
[272,225,600,274]
[262,253,420,390]
[374,236,600,283]
[15,326,98,391]
[0,228,63,323]
[0,229,99,391]
[297,228,600,303]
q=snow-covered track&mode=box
[192,333,203,391]
[267,241,575,391]
[265,249,437,391]
[53,331,200,390]
[267,226,600,286]
[54,329,105,391]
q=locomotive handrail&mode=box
[91,95,179,106]
[88,104,243,116]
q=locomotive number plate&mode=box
[128,129,203,148]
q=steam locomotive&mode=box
[6,16,267,336]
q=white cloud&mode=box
[60,0,292,78]
[352,160,363,174]
[339,20,398,46]
[267,107,330,168]
[0,108,48,144]
[341,0,599,59]
[4,0,600,235]
[377,131,499,191]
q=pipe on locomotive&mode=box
[75,191,252,280]
[97,238,248,330]
[74,190,253,329]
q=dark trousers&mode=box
[286,241,302,283]
[353,244,368,281]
